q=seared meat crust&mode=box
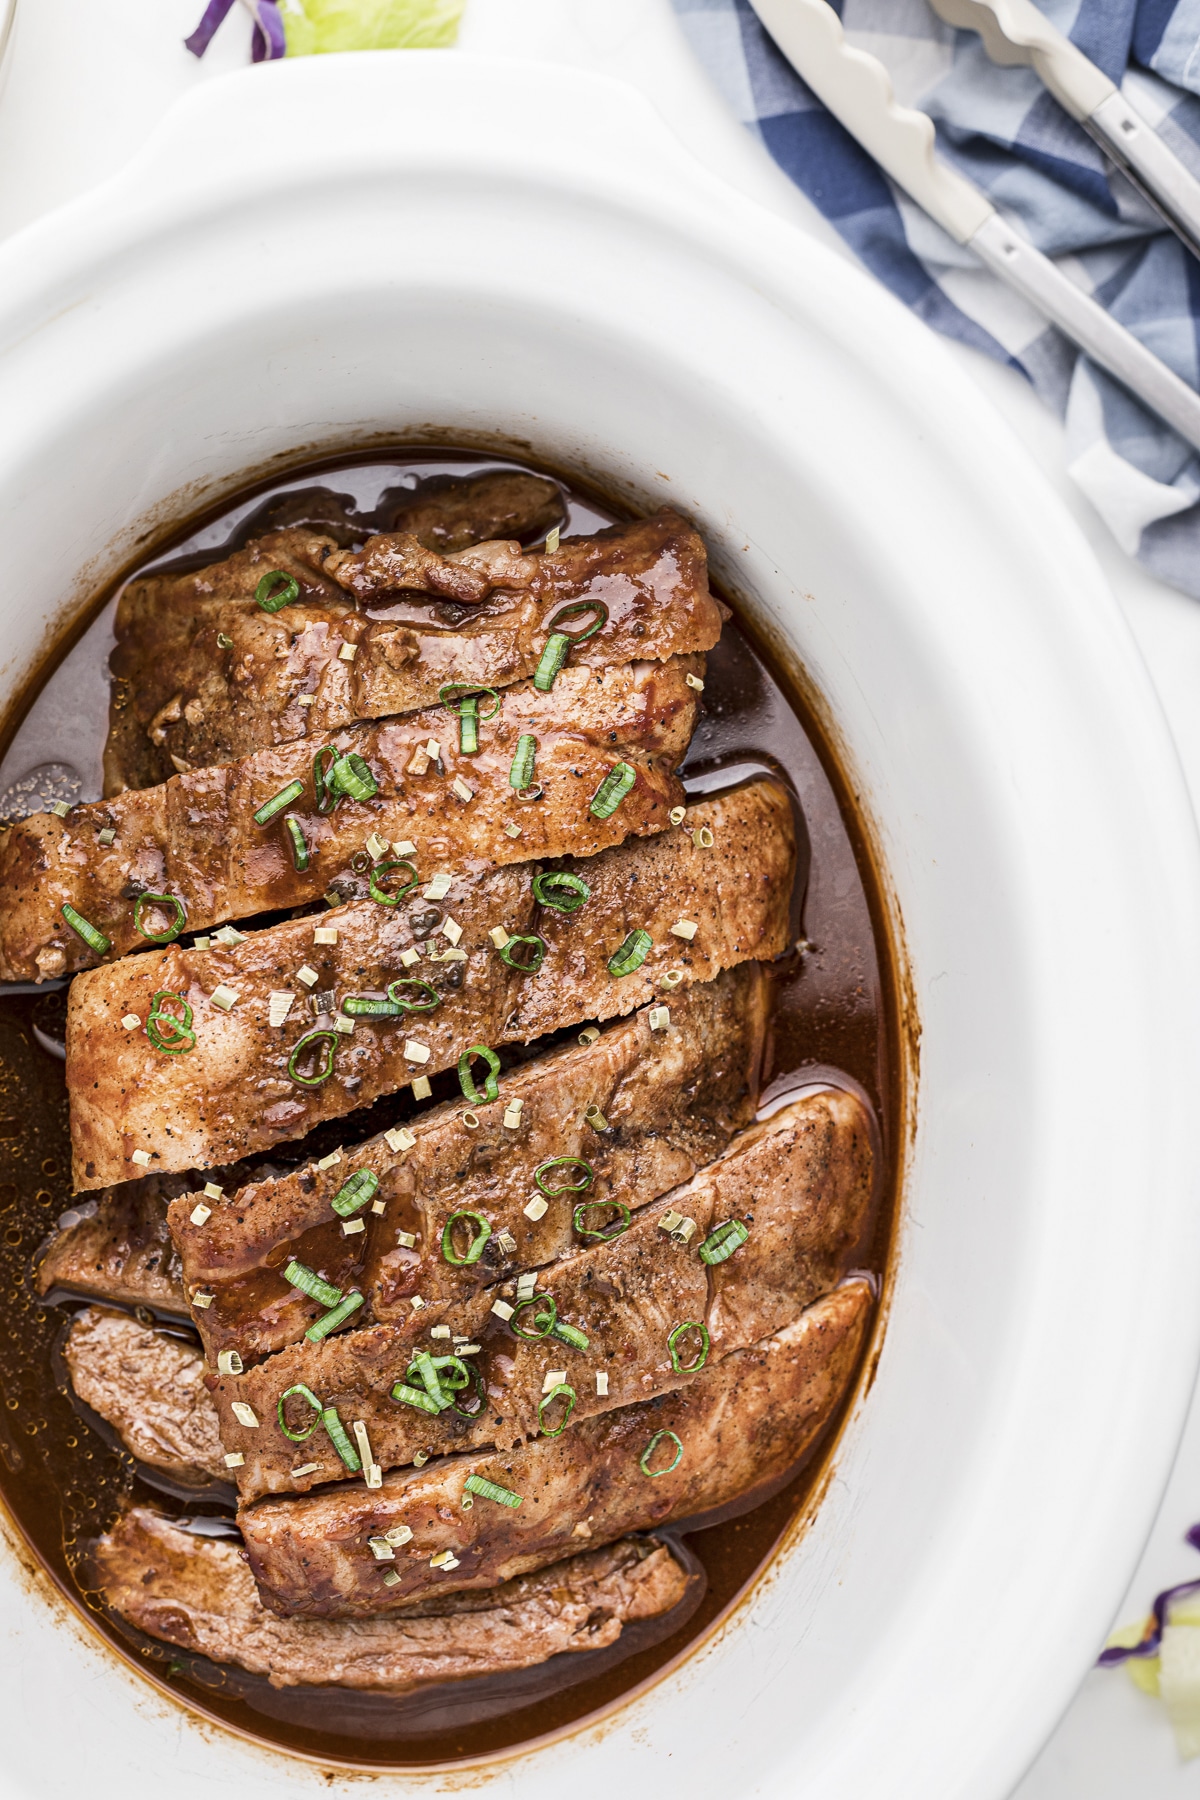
[384,469,565,552]
[241,1285,870,1618]
[37,1180,186,1312]
[66,782,795,1188]
[64,1309,226,1484]
[89,1508,692,1691]
[169,968,769,1365]
[3,657,698,983]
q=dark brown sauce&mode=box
[0,449,901,1768]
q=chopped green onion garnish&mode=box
[464,1474,522,1508]
[146,989,196,1055]
[532,601,608,691]
[550,1319,589,1352]
[344,978,440,1018]
[441,1209,492,1266]
[411,1349,451,1410]
[531,870,590,913]
[368,858,418,907]
[283,1260,343,1307]
[255,571,301,613]
[608,929,652,978]
[667,1320,710,1374]
[306,1290,364,1342]
[284,815,310,871]
[510,1293,557,1340]
[497,933,545,973]
[458,1043,501,1105]
[277,1382,323,1442]
[439,685,501,755]
[61,903,110,957]
[322,1404,362,1470]
[508,734,537,789]
[535,1157,594,1196]
[573,1199,630,1242]
[331,1170,379,1218]
[330,751,379,803]
[217,631,233,649]
[640,1429,683,1477]
[313,746,338,814]
[698,1219,750,1266]
[392,1381,442,1415]
[253,779,305,826]
[388,978,440,1011]
[538,1382,576,1438]
[590,762,637,820]
[533,633,570,691]
[133,891,187,943]
[287,1028,339,1086]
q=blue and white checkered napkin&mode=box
[673,0,1200,598]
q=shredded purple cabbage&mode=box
[185,0,285,60]
[1098,1523,1200,1665]
[184,0,236,56]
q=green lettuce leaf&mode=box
[279,0,463,55]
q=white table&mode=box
[2,0,1198,1788]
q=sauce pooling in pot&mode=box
[0,450,900,1767]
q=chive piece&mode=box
[287,1028,339,1087]
[313,746,338,814]
[321,1404,362,1470]
[285,815,310,871]
[464,1474,522,1508]
[497,933,545,973]
[368,858,419,907]
[329,751,378,803]
[573,1199,631,1242]
[508,734,537,789]
[458,1043,501,1105]
[608,929,652,978]
[283,1260,343,1307]
[535,1157,594,1196]
[668,1320,710,1374]
[439,685,501,755]
[533,632,570,691]
[306,1290,364,1342]
[640,1428,684,1477]
[510,1294,557,1341]
[550,1319,590,1352]
[531,870,590,913]
[277,1382,324,1442]
[255,570,301,613]
[146,989,196,1055]
[538,1382,576,1438]
[698,1219,750,1266]
[331,1170,379,1218]
[590,762,637,820]
[391,1381,442,1415]
[343,978,440,1017]
[441,1210,492,1266]
[133,891,187,943]
[61,903,110,957]
[533,601,609,691]
[411,1350,451,1411]
[253,779,305,826]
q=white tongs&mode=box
[749,0,1200,455]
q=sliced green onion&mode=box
[668,1320,710,1374]
[441,1210,492,1266]
[388,979,440,1012]
[329,751,378,803]
[508,734,537,789]
[458,1043,501,1105]
[439,685,501,755]
[550,1319,590,1352]
[283,1260,343,1307]
[464,1474,522,1508]
[368,858,418,906]
[306,1290,364,1342]
[698,1219,750,1266]
[533,601,609,691]
[322,1404,362,1470]
[448,1360,487,1419]
[343,978,440,1018]
[313,746,338,815]
[573,1199,630,1242]
[535,1156,594,1196]
[532,870,590,914]
[146,989,196,1055]
[411,1350,451,1411]
[510,1293,557,1340]
[285,815,310,871]
[133,891,187,943]
[277,1382,323,1442]
[532,633,570,692]
[253,779,305,826]
[538,1382,576,1438]
[640,1429,683,1477]
[255,570,301,613]
[287,1028,339,1086]
[331,1170,379,1218]
[608,929,652,978]
[392,1382,441,1416]
[497,933,545,973]
[426,1354,471,1389]
[61,903,110,957]
[590,762,637,820]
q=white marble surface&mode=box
[2,0,1200,1788]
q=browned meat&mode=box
[67,782,795,1188]
[3,657,698,983]
[37,1181,185,1311]
[241,1284,870,1618]
[215,1090,872,1504]
[169,968,769,1366]
[385,470,565,552]
[103,510,717,795]
[63,1309,226,1484]
[89,1508,693,1691]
